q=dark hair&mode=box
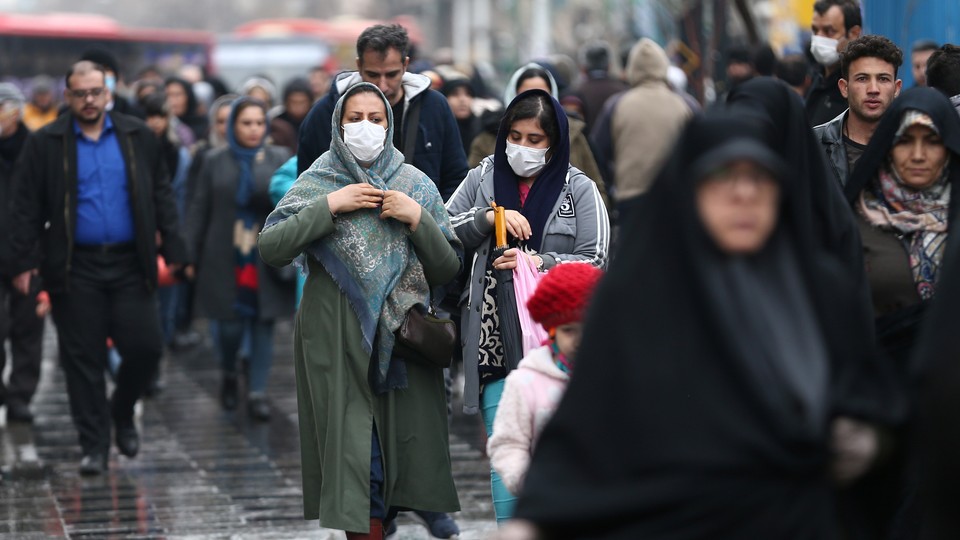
[515,67,553,93]
[501,93,560,149]
[233,98,267,121]
[912,39,939,54]
[581,42,611,71]
[753,44,777,76]
[282,77,314,104]
[356,24,410,61]
[338,85,387,124]
[813,0,862,33]
[775,54,812,87]
[65,61,107,89]
[926,44,960,98]
[726,44,753,65]
[142,92,168,117]
[840,34,903,79]
[80,49,120,77]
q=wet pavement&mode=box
[1,320,497,539]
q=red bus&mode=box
[0,12,212,82]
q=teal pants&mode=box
[481,378,517,524]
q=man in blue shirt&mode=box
[11,61,186,476]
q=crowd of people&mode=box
[4,0,960,538]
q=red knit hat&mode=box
[527,263,604,331]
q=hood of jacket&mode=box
[334,70,432,107]
[516,345,569,382]
[626,38,670,87]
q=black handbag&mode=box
[394,303,456,368]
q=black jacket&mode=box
[805,68,846,127]
[10,111,186,293]
[813,109,848,187]
[0,121,29,279]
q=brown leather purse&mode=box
[394,303,456,368]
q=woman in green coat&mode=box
[259,83,463,538]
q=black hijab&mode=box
[165,77,209,142]
[514,114,895,539]
[727,77,867,285]
[492,89,570,251]
[845,86,960,216]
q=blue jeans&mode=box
[216,318,274,393]
[481,378,517,524]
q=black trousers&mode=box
[50,249,162,455]
[0,275,44,408]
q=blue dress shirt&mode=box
[74,116,136,246]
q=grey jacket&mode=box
[814,110,848,188]
[185,145,294,321]
[446,157,610,413]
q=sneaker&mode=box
[412,510,460,539]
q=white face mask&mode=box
[809,35,841,67]
[505,140,550,178]
[342,120,386,164]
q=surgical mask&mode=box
[342,120,386,164]
[809,35,841,67]
[105,73,117,93]
[505,140,550,178]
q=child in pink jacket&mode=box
[488,262,603,500]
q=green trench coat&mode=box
[259,196,461,532]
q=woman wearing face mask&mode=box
[504,114,885,539]
[259,83,462,539]
[446,88,610,524]
[184,97,293,421]
[468,64,610,210]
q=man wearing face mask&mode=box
[805,0,863,127]
[297,24,468,202]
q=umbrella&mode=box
[492,203,524,372]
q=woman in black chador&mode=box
[511,114,898,539]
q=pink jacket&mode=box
[488,345,569,495]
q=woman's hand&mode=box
[492,248,523,271]
[830,416,880,485]
[381,190,423,231]
[486,209,532,241]
[327,183,384,215]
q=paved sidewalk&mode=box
[1,320,497,539]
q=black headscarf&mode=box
[727,77,867,285]
[165,76,209,142]
[845,86,960,217]
[514,114,895,539]
[492,89,570,251]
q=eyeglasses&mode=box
[68,87,106,100]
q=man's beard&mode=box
[75,109,103,125]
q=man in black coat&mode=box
[0,83,45,425]
[805,0,863,126]
[10,61,186,476]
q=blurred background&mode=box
[0,0,957,106]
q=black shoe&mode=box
[412,510,460,539]
[6,401,33,424]
[79,453,107,476]
[247,395,271,421]
[221,374,238,411]
[114,421,140,458]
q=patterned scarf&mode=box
[264,83,461,391]
[859,158,950,299]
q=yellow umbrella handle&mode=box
[492,203,507,249]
